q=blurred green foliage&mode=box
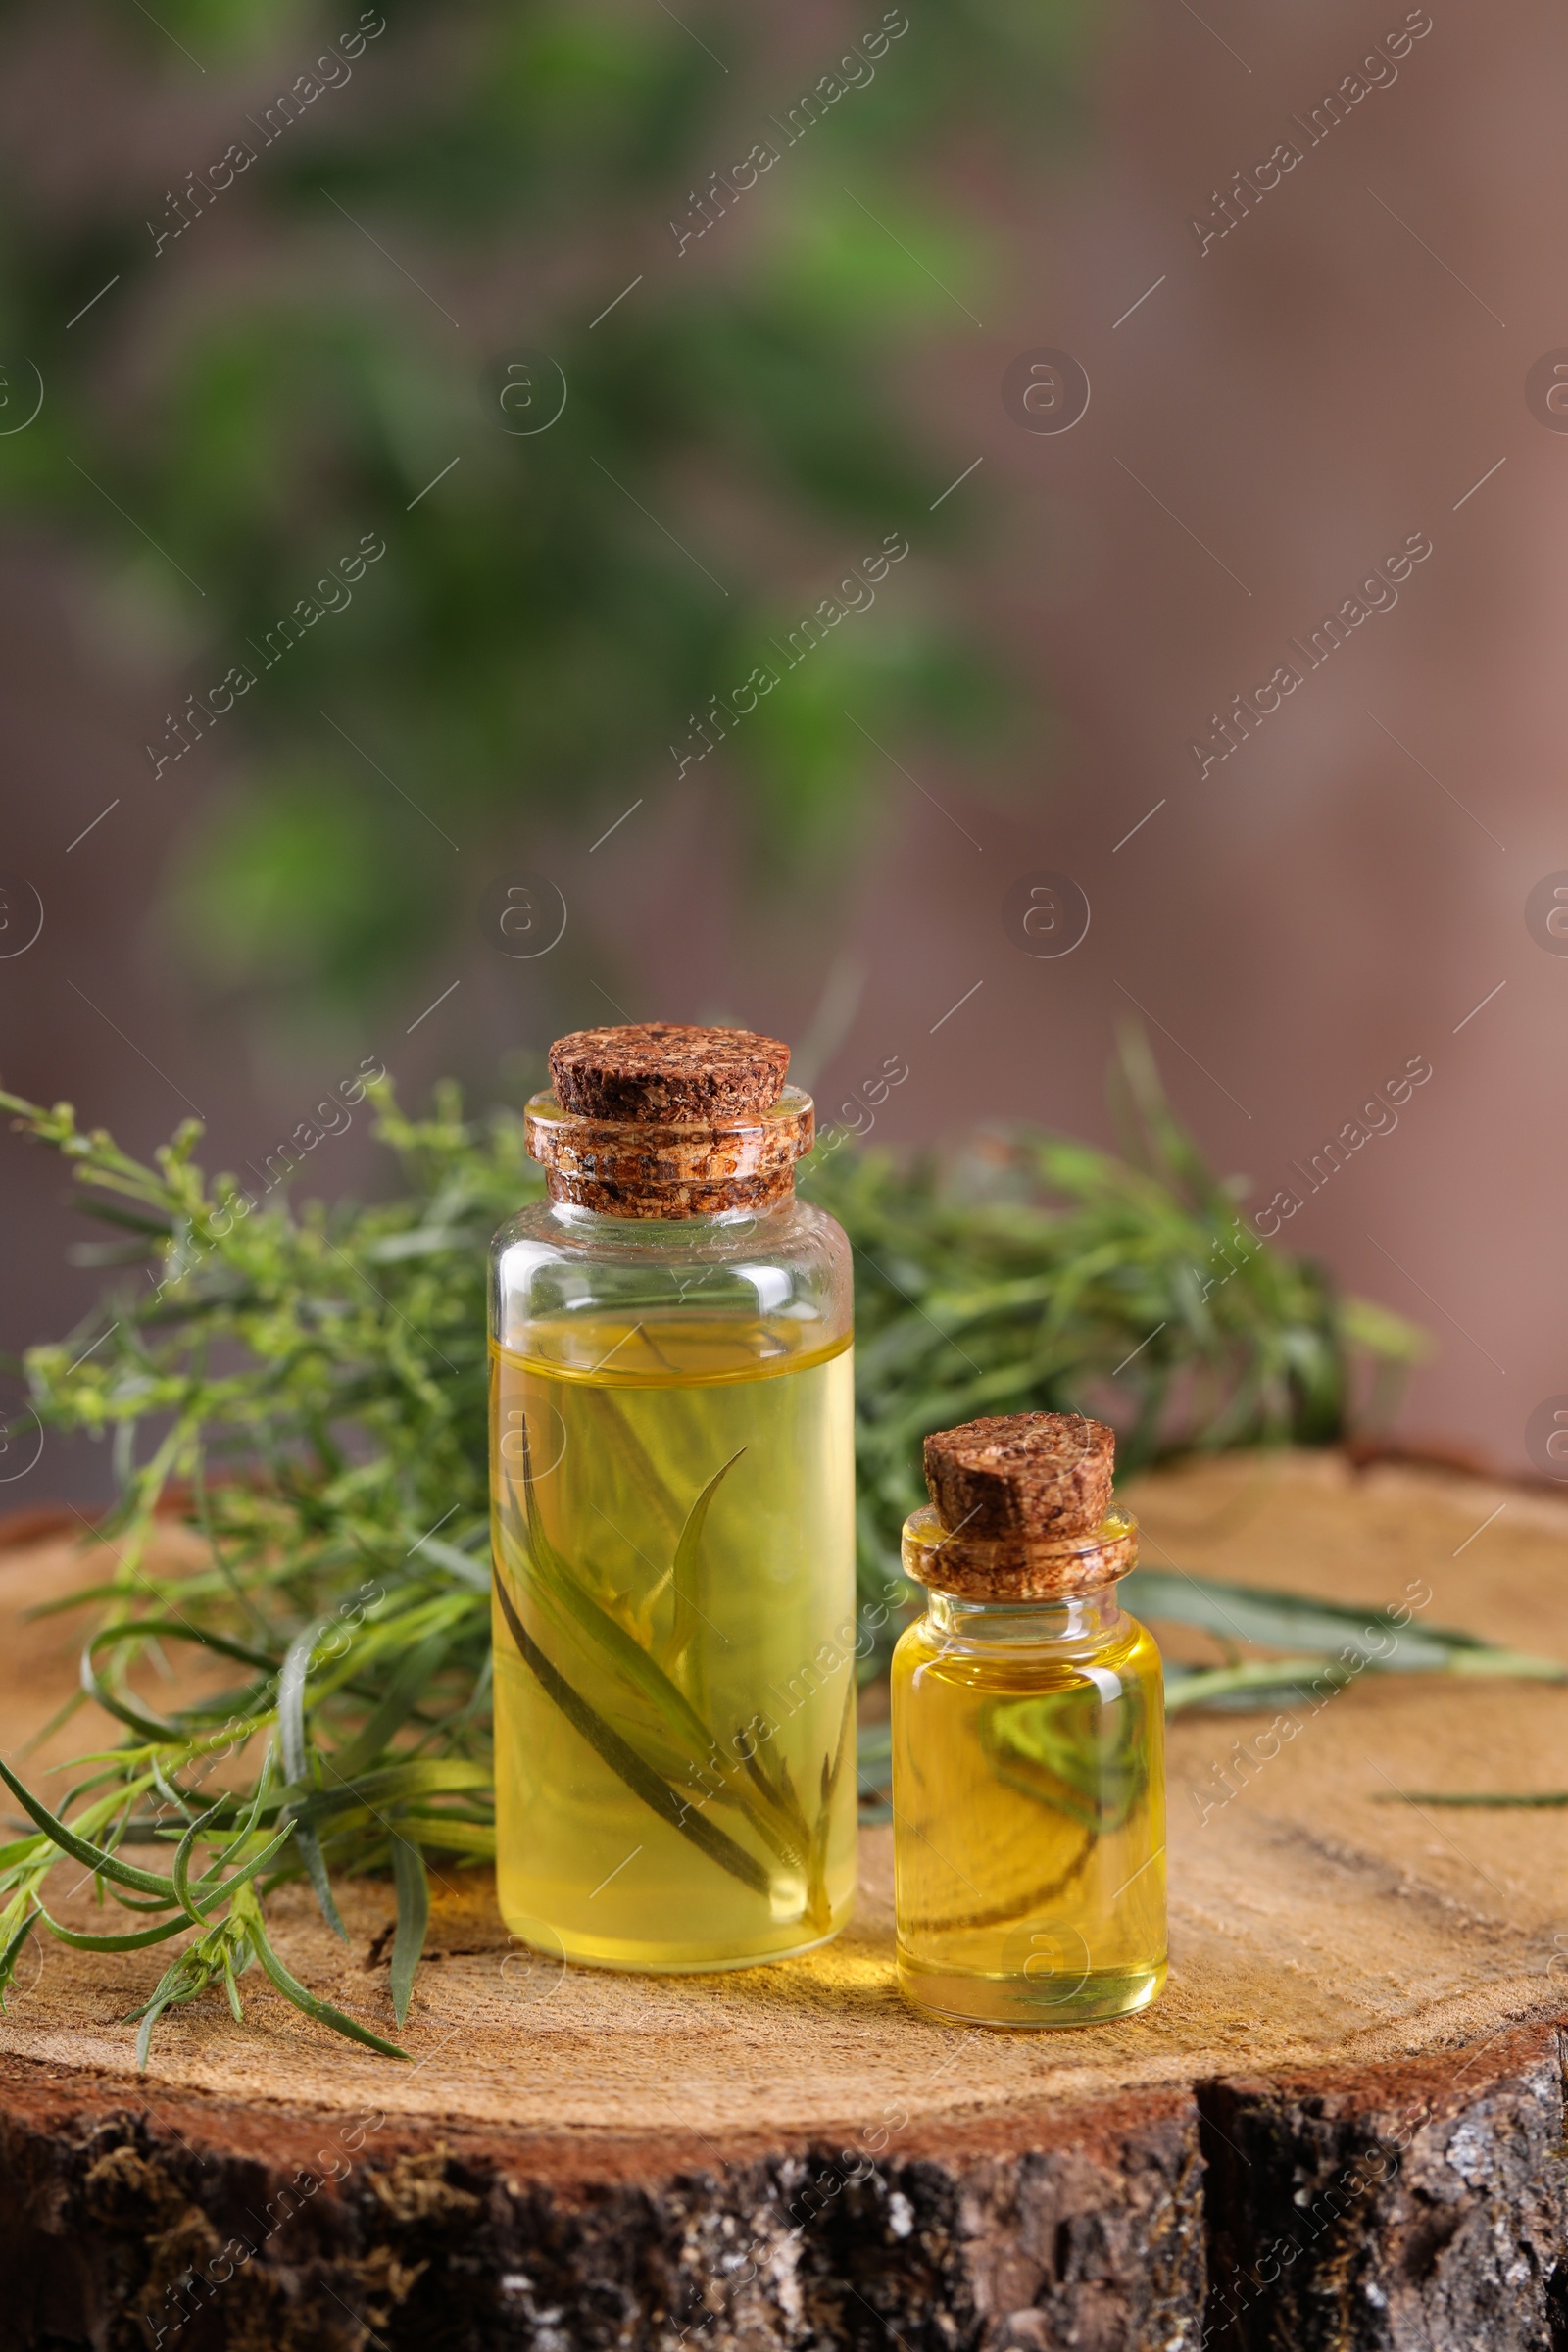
[0,0,1095,1024]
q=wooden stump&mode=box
[2,1451,1567,2351]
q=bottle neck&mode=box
[923,1583,1128,1646]
[543,1193,789,1235]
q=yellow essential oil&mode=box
[489,1023,857,1974]
[491,1316,856,1969]
[891,1414,1166,2028]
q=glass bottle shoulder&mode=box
[490,1193,853,1367]
[893,1597,1162,1701]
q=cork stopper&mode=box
[527,1023,811,1218]
[548,1025,790,1123]
[922,1412,1114,1540]
[905,1410,1134,1601]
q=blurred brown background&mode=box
[0,0,1558,1486]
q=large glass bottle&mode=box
[891,1413,1166,2027]
[489,1023,857,1972]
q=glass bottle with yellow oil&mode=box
[490,1023,857,1973]
[892,1411,1165,2027]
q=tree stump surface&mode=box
[2,1449,1567,2351]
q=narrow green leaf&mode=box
[1125,1569,1564,1678]
[220,1954,245,2022]
[196,1820,297,1900]
[735,1741,808,1868]
[277,1619,349,1943]
[668,1447,745,1691]
[136,1992,176,2071]
[492,1569,771,1897]
[330,1628,454,1780]
[0,1753,175,1899]
[0,1834,52,1872]
[1163,1656,1356,1714]
[388,1833,428,2024]
[294,1824,348,1942]
[87,1618,278,1675]
[78,1617,277,1743]
[577,1387,687,1550]
[78,1646,183,1743]
[197,1749,278,1882]
[0,1905,38,1997]
[36,1904,193,1954]
[298,1758,491,1817]
[1441,1649,1568,1682]
[250,1916,408,2059]
[805,1679,857,1926]
[172,1794,228,1923]
[1375,1788,1568,1808]
[77,1201,175,1238]
[386,1814,496,1857]
[129,1943,215,2068]
[405,1536,489,1590]
[277,1619,321,1783]
[510,1441,726,1770]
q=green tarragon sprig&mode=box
[0,1045,1431,2057]
[0,1080,521,2056]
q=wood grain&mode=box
[2,1450,1567,2350]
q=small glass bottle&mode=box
[891,1412,1165,2027]
[489,1023,857,1973]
